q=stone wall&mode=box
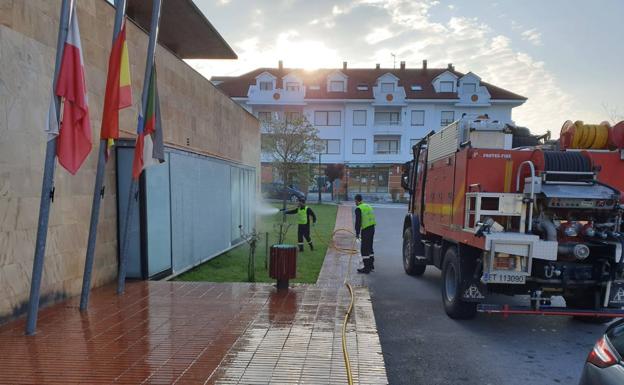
[0,0,259,323]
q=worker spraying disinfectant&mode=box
[281,198,317,252]
[354,194,376,274]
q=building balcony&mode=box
[373,120,404,134]
[247,86,306,105]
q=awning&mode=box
[126,0,237,59]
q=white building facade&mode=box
[214,61,526,201]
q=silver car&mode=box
[579,319,624,384]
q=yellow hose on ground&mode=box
[313,226,359,385]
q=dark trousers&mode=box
[297,224,312,245]
[361,226,375,257]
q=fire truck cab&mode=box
[402,116,624,320]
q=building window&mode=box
[285,111,301,123]
[374,111,400,126]
[357,83,369,91]
[353,110,367,126]
[259,81,273,91]
[441,111,455,126]
[320,139,340,154]
[463,83,476,93]
[258,111,272,122]
[374,136,400,154]
[309,85,320,90]
[381,82,395,92]
[286,82,300,91]
[439,81,454,92]
[411,110,425,126]
[348,167,389,193]
[352,139,366,154]
[411,85,422,91]
[329,80,345,92]
[314,111,341,126]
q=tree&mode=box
[262,115,319,242]
[602,102,624,125]
[324,163,344,201]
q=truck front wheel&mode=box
[442,247,477,319]
[403,228,426,276]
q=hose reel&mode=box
[531,150,594,182]
[560,120,624,150]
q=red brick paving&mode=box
[0,205,387,384]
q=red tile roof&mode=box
[212,67,527,101]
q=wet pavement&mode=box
[0,205,388,384]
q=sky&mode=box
[189,0,624,135]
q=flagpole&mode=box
[117,0,162,295]
[79,0,128,311]
[25,0,73,336]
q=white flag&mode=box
[45,93,59,141]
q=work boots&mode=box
[308,242,314,251]
[357,258,373,274]
[370,255,375,271]
[298,244,304,252]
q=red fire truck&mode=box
[402,116,624,320]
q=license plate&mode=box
[608,281,624,306]
[482,272,526,284]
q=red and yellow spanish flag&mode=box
[100,21,132,160]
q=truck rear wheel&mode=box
[403,228,426,276]
[565,291,611,324]
[442,247,477,319]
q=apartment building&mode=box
[214,60,526,200]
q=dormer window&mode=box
[285,82,300,91]
[463,83,476,93]
[381,82,395,93]
[439,81,454,92]
[410,85,422,91]
[259,81,273,91]
[329,80,345,92]
[357,83,369,91]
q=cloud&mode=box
[521,28,542,46]
[190,0,603,134]
[349,1,576,132]
[365,28,394,45]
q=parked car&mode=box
[262,183,306,202]
[579,319,624,385]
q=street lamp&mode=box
[314,140,325,203]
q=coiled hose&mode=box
[313,226,359,385]
[560,120,610,149]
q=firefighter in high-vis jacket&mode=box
[282,198,317,252]
[354,194,376,274]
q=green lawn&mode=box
[174,203,339,284]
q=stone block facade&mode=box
[0,0,259,323]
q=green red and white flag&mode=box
[132,65,164,179]
[100,20,132,160]
[54,2,92,175]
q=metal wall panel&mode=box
[144,153,172,277]
[118,145,255,277]
[116,147,142,278]
[169,152,233,273]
